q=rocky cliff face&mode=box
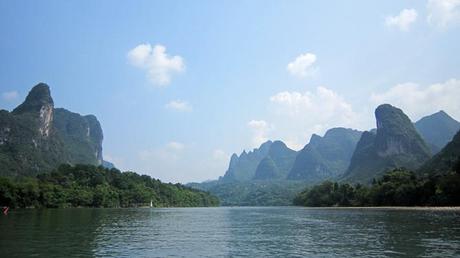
[342,104,431,183]
[12,83,54,138]
[0,83,105,176]
[54,109,104,165]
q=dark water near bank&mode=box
[1,207,460,257]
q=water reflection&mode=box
[0,208,120,257]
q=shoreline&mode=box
[4,206,460,211]
[299,206,460,211]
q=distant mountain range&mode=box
[191,104,460,205]
[221,127,363,184]
[0,83,113,176]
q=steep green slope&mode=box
[253,141,297,180]
[342,104,431,184]
[287,128,362,183]
[419,129,460,176]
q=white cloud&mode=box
[165,100,192,112]
[103,154,124,169]
[269,87,361,149]
[139,141,185,163]
[286,53,318,78]
[370,79,460,121]
[136,143,227,183]
[427,0,460,28]
[127,43,185,86]
[385,9,418,31]
[166,141,185,151]
[248,120,272,147]
[1,91,18,101]
[270,87,356,122]
[212,149,228,161]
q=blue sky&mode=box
[1,0,460,183]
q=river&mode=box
[1,207,459,257]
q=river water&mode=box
[1,207,459,257]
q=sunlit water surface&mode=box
[1,207,459,257]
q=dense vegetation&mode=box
[189,180,308,206]
[0,164,219,208]
[294,166,460,207]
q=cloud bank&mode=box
[427,0,460,29]
[265,87,361,149]
[371,79,460,121]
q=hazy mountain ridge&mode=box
[414,110,460,154]
[221,140,273,182]
[288,128,362,183]
[253,141,297,180]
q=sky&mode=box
[1,0,460,183]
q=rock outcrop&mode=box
[0,83,105,176]
[342,104,431,183]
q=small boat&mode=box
[150,200,153,208]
